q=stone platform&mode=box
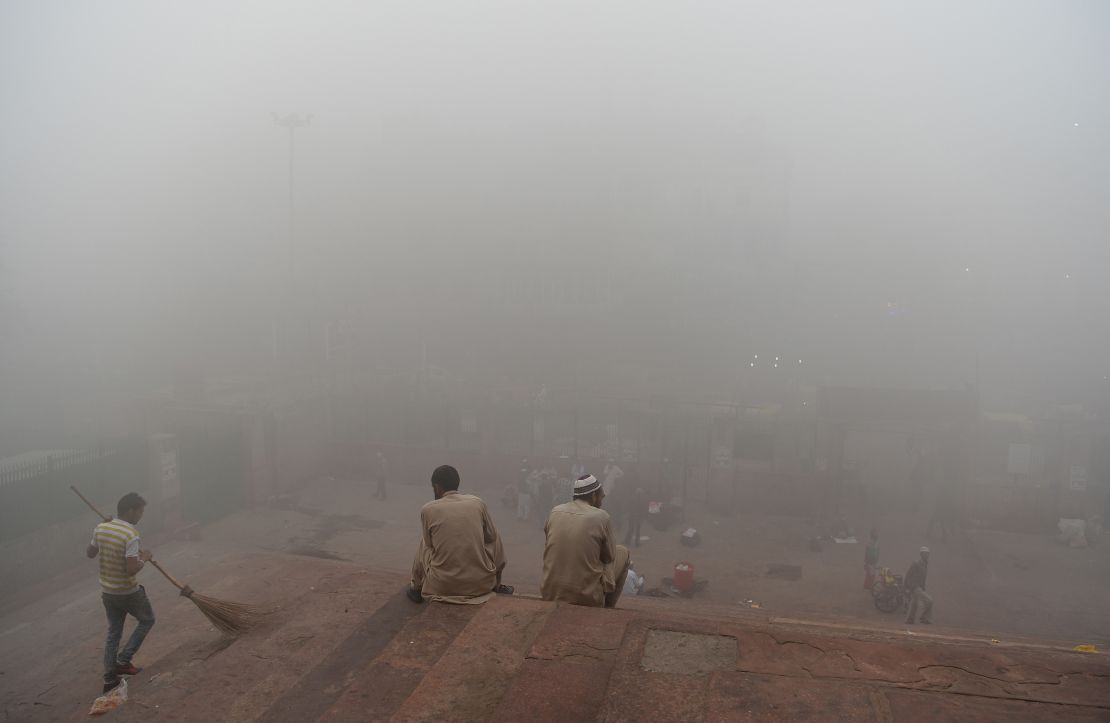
[4,554,1108,722]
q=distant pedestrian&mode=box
[603,459,624,497]
[87,493,155,693]
[904,546,933,624]
[624,487,646,547]
[863,528,880,589]
[927,489,957,542]
[375,452,388,500]
[535,473,554,530]
[516,469,533,521]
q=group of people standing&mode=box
[410,465,632,609]
[513,464,564,527]
[508,458,648,549]
[863,528,934,624]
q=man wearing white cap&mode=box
[541,473,631,608]
[904,546,933,624]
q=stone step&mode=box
[107,562,405,723]
[491,603,635,722]
[259,588,425,723]
[320,600,480,721]
[389,596,554,722]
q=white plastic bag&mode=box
[89,677,128,716]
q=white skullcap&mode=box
[573,474,601,496]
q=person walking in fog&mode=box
[375,451,389,500]
[87,493,156,693]
[905,546,933,624]
[863,528,880,590]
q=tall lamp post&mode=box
[272,113,312,294]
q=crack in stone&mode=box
[762,633,864,674]
[526,652,606,663]
[916,664,1063,686]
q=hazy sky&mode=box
[1,1,1108,406]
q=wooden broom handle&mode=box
[70,485,112,522]
[70,486,189,594]
[147,559,188,592]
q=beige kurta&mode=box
[410,491,506,604]
[541,498,630,607]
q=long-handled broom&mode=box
[71,485,266,636]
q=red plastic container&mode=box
[673,561,695,593]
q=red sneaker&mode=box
[115,662,142,676]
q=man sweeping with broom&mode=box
[85,492,155,694]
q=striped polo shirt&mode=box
[91,518,141,595]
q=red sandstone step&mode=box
[389,596,554,723]
[596,615,716,722]
[108,563,405,723]
[491,603,635,722]
[320,601,480,721]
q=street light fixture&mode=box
[272,113,312,293]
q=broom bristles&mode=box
[186,593,268,636]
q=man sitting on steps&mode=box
[408,465,512,604]
[541,473,631,608]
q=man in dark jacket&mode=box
[904,546,933,624]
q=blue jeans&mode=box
[102,586,155,683]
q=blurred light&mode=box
[773,363,778,368]
[749,362,755,368]
[964,267,971,272]
[798,359,803,364]
[775,356,780,361]
[1065,273,1071,279]
[802,401,808,406]
[1074,122,1080,127]
[753,355,758,359]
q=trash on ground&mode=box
[89,678,128,716]
[1073,644,1098,653]
[832,536,857,544]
